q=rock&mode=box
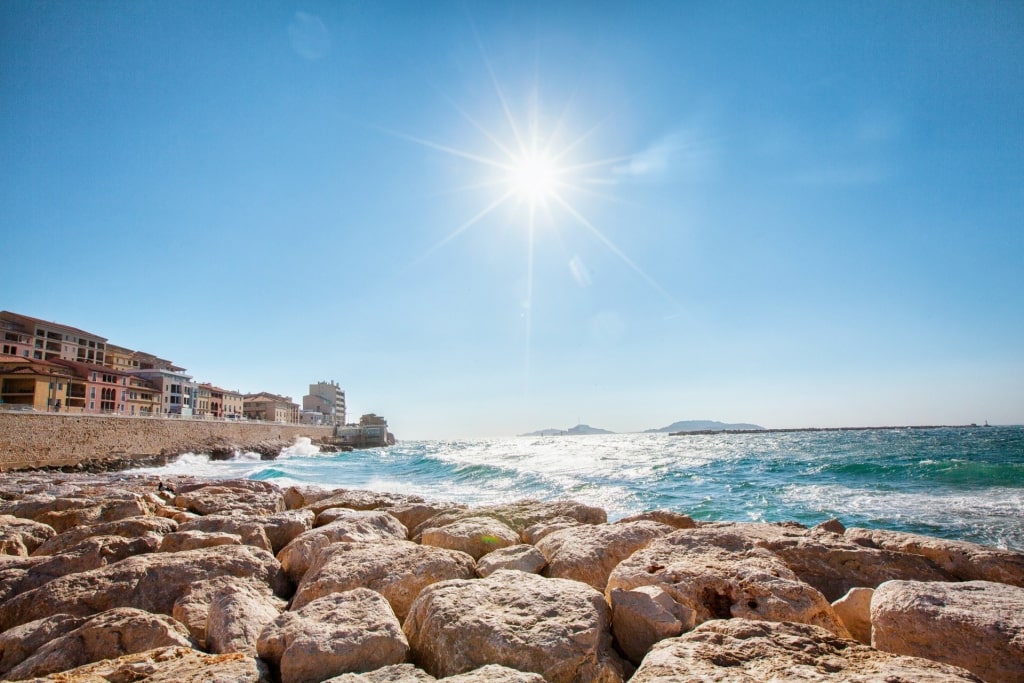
[34,497,154,533]
[609,585,695,665]
[616,510,697,530]
[814,518,846,535]
[24,645,266,682]
[847,527,1024,586]
[5,607,194,680]
[476,544,547,578]
[322,663,436,682]
[277,511,409,583]
[630,619,982,682]
[536,520,673,590]
[0,544,288,632]
[420,516,520,560]
[172,576,285,649]
[442,664,547,682]
[871,579,1024,682]
[304,489,425,516]
[606,528,851,638]
[292,541,476,622]
[832,586,873,645]
[283,485,335,510]
[403,569,626,682]
[207,580,285,656]
[521,517,582,545]
[159,530,242,553]
[8,534,159,595]
[176,515,274,552]
[0,515,56,555]
[174,484,284,516]
[411,500,606,542]
[0,614,87,677]
[174,478,279,496]
[257,588,409,683]
[31,516,178,556]
[386,503,462,536]
[258,509,316,553]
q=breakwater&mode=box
[0,413,332,472]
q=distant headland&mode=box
[519,420,765,437]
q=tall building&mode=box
[302,380,345,426]
[0,311,107,365]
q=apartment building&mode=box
[0,311,107,365]
[302,379,346,426]
[243,392,299,423]
[0,358,74,411]
[222,388,243,419]
[128,368,197,416]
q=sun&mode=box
[508,151,561,205]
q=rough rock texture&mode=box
[3,495,155,534]
[443,665,547,682]
[847,527,1024,587]
[323,663,437,682]
[521,517,582,545]
[257,589,409,683]
[207,580,286,656]
[277,510,409,583]
[304,489,425,516]
[0,544,288,631]
[404,569,626,682]
[25,646,266,682]
[6,534,159,595]
[176,514,274,552]
[832,586,873,645]
[607,528,850,637]
[158,530,242,553]
[609,585,695,665]
[411,500,606,541]
[0,614,87,677]
[536,521,673,590]
[282,485,336,510]
[292,541,476,621]
[616,510,697,530]
[420,516,521,560]
[630,619,982,682]
[5,607,194,680]
[385,503,462,537]
[476,544,547,578]
[174,483,284,516]
[31,516,177,556]
[871,579,1024,682]
[258,509,316,553]
[171,576,283,649]
[0,514,56,555]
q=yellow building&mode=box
[0,358,74,411]
[243,392,299,423]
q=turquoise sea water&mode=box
[142,426,1024,551]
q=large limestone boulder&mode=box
[0,544,288,631]
[521,517,582,545]
[536,520,673,590]
[24,645,267,682]
[871,579,1024,682]
[176,514,274,552]
[420,516,520,560]
[443,665,547,682]
[172,576,286,649]
[609,585,695,665]
[207,580,286,656]
[292,541,476,621]
[0,514,56,555]
[607,528,850,638]
[304,488,425,516]
[411,500,606,541]
[323,663,437,682]
[630,619,982,682]
[277,510,409,583]
[476,544,547,578]
[403,569,626,682]
[2,494,156,533]
[0,614,87,677]
[385,503,462,536]
[847,527,1024,586]
[159,530,242,553]
[31,515,178,556]
[6,534,159,595]
[832,586,873,645]
[616,510,697,530]
[174,481,284,516]
[4,607,194,680]
[257,588,409,683]
[258,509,316,553]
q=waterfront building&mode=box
[222,388,243,419]
[50,359,136,414]
[0,311,108,365]
[0,358,74,411]
[125,375,161,416]
[128,368,197,416]
[302,380,345,426]
[243,392,299,423]
[194,384,211,417]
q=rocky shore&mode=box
[0,472,1021,682]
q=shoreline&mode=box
[669,424,996,436]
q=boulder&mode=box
[172,576,285,649]
[616,510,697,530]
[476,544,547,578]
[174,483,284,516]
[7,534,159,595]
[386,503,463,536]
[292,541,476,621]
[24,645,266,682]
[403,569,626,682]
[257,588,409,683]
[323,663,437,682]
[443,665,547,682]
[258,509,316,553]
[283,485,336,510]
[871,579,1024,682]
[411,500,606,541]
[832,586,873,645]
[34,497,154,533]
[159,530,242,553]
[277,511,409,583]
[31,515,178,556]
[0,614,87,677]
[609,585,695,665]
[420,516,520,560]
[847,527,1024,586]
[176,514,274,552]
[207,580,286,656]
[521,517,582,545]
[630,619,982,682]
[0,544,288,631]
[0,515,56,555]
[536,520,673,590]
[606,528,850,637]
[5,607,193,680]
[304,489,425,516]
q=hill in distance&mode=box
[519,424,616,437]
[644,420,765,433]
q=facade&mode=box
[194,384,212,417]
[51,359,135,414]
[222,388,243,419]
[128,369,197,416]
[0,358,74,411]
[0,311,107,365]
[243,392,299,423]
[302,380,345,426]
[125,375,161,415]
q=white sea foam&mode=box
[278,436,321,459]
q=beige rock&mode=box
[537,520,673,590]
[847,527,1024,586]
[305,488,425,516]
[631,619,982,682]
[609,585,695,664]
[176,514,274,552]
[277,511,409,583]
[174,484,284,516]
[411,500,606,541]
[0,614,87,677]
[421,516,520,560]
[521,517,582,545]
[832,586,873,645]
[158,530,242,553]
[443,665,547,682]
[174,478,278,496]
[607,528,851,637]
[386,503,462,536]
[814,517,846,534]
[8,535,159,595]
[26,646,266,682]
[283,485,335,510]
[0,514,56,555]
[257,588,409,683]
[872,579,1024,682]
[172,576,284,648]
[476,544,547,578]
[258,509,316,553]
[207,581,285,656]
[31,516,177,556]
[292,541,476,621]
[5,607,193,680]
[35,497,155,533]
[322,663,436,682]
[404,569,626,682]
[0,544,288,632]
[616,510,697,530]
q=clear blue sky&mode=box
[3,1,1022,438]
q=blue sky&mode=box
[3,1,1022,438]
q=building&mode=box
[222,388,243,419]
[125,375,161,416]
[128,368,197,416]
[50,359,135,414]
[243,392,299,423]
[0,311,107,365]
[333,413,396,448]
[302,380,345,426]
[0,358,74,411]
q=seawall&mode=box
[0,413,333,472]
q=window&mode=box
[90,387,95,399]
[89,401,94,410]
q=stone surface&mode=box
[207,580,286,656]
[0,544,288,631]
[832,586,873,645]
[5,607,193,680]
[171,576,284,649]
[323,663,437,682]
[258,509,316,553]
[411,500,606,541]
[277,510,409,583]
[847,526,1024,587]
[0,614,87,677]
[174,484,284,516]
[404,569,626,682]
[616,510,697,530]
[536,520,673,590]
[24,646,267,682]
[305,488,425,516]
[257,588,409,683]
[31,516,177,556]
[420,516,520,560]
[176,514,274,552]
[386,503,462,537]
[476,544,547,578]
[521,517,582,545]
[607,528,851,637]
[293,540,476,621]
[7,534,159,595]
[282,485,335,511]
[0,514,56,555]
[630,619,982,682]
[443,665,547,682]
[609,585,695,665]
[871,579,1024,682]
[158,530,242,553]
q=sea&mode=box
[139,426,1024,551]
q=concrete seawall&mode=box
[0,413,333,471]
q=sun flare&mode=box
[508,152,560,204]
